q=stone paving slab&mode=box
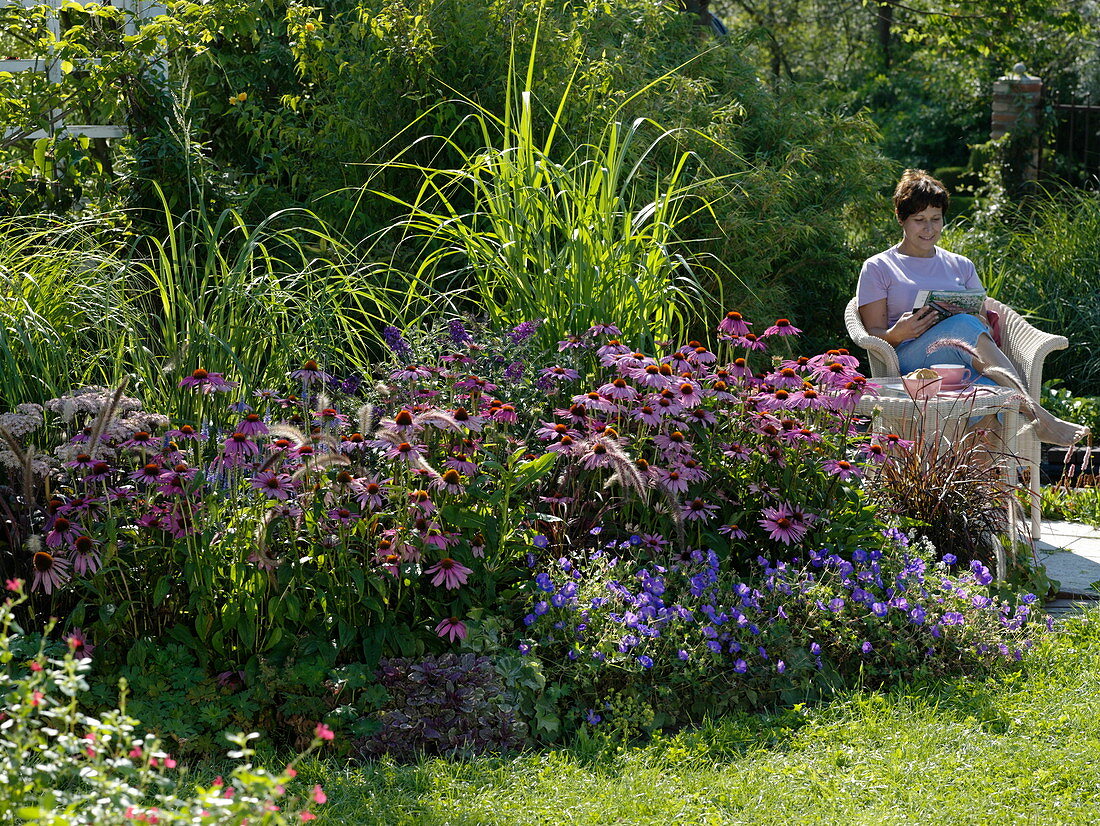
[1037,520,1100,597]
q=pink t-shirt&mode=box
[857,245,982,327]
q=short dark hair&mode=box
[893,169,950,222]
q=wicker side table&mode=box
[855,378,1024,579]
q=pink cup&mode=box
[930,364,974,389]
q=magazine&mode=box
[912,288,987,317]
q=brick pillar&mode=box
[991,63,1042,180]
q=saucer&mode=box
[939,382,973,393]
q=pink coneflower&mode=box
[780,356,812,373]
[630,364,671,390]
[654,430,693,457]
[656,467,690,495]
[541,365,580,382]
[858,442,888,464]
[137,509,168,531]
[45,517,79,549]
[236,413,269,436]
[554,403,590,425]
[537,421,576,441]
[58,495,104,520]
[447,407,484,432]
[598,378,638,401]
[454,375,497,394]
[341,432,368,454]
[327,507,359,526]
[727,357,753,381]
[164,424,205,441]
[587,323,622,337]
[763,318,802,337]
[547,434,578,454]
[157,463,198,496]
[687,345,717,366]
[682,498,719,521]
[130,462,164,486]
[352,476,390,510]
[558,334,587,350]
[759,504,809,545]
[808,349,860,369]
[166,503,199,539]
[223,432,260,459]
[722,442,752,461]
[731,333,767,351]
[384,441,427,463]
[683,407,717,427]
[65,453,96,470]
[290,359,334,384]
[32,550,70,594]
[408,489,437,514]
[488,403,518,424]
[251,471,295,500]
[70,535,100,576]
[786,388,829,410]
[823,458,862,481]
[882,432,915,452]
[179,368,237,393]
[766,367,805,390]
[707,380,736,402]
[435,617,468,642]
[631,404,664,428]
[811,360,859,387]
[718,523,748,540]
[578,439,616,469]
[674,458,710,483]
[432,469,466,495]
[445,453,479,476]
[425,557,473,589]
[718,311,752,336]
[120,430,158,451]
[65,627,95,659]
[570,392,618,414]
[673,381,703,409]
[390,364,433,381]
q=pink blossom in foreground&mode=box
[426,557,473,590]
[762,318,802,337]
[435,617,469,642]
[718,311,752,336]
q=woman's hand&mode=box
[887,305,942,344]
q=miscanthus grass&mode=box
[276,607,1100,825]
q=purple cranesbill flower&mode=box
[718,311,751,336]
[776,660,786,673]
[969,559,993,586]
[941,552,957,565]
[435,617,468,642]
[762,318,802,337]
[810,642,822,656]
[637,655,654,669]
[585,709,602,725]
[509,320,542,343]
[382,325,413,359]
[678,650,690,661]
[179,368,238,393]
[733,659,748,674]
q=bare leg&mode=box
[973,332,1089,446]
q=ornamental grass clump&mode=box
[521,529,1044,740]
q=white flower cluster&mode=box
[45,387,143,423]
[0,403,44,438]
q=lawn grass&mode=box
[275,608,1100,825]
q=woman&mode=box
[857,169,1087,446]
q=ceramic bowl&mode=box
[903,374,943,400]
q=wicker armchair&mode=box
[844,296,1069,540]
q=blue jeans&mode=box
[896,313,997,388]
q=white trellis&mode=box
[1,0,163,142]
